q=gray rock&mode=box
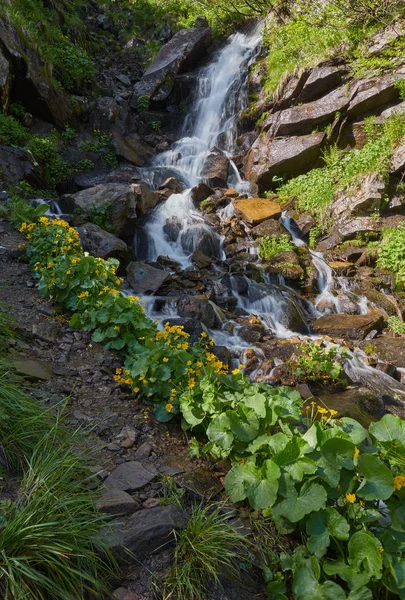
[294,212,315,236]
[74,169,111,190]
[390,142,405,174]
[0,46,10,110]
[113,130,155,167]
[0,146,36,185]
[130,26,212,105]
[250,218,291,239]
[190,182,214,205]
[194,16,209,28]
[367,20,405,56]
[107,164,141,184]
[126,261,170,294]
[313,312,384,340]
[177,468,222,499]
[91,97,118,131]
[97,489,139,515]
[244,132,325,190]
[77,222,129,261]
[116,73,131,86]
[330,173,385,222]
[177,295,217,328]
[200,149,229,188]
[348,72,405,117]
[265,86,350,136]
[298,64,347,104]
[104,461,156,492]
[337,216,381,241]
[12,359,52,381]
[105,506,188,559]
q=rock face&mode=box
[348,73,405,117]
[126,262,170,294]
[265,87,350,136]
[336,216,381,241]
[330,173,385,222]
[312,313,384,340]
[390,142,405,174]
[97,489,139,516]
[177,295,217,328]
[0,146,36,185]
[244,132,325,190]
[130,25,212,105]
[233,198,282,226]
[112,130,155,167]
[200,149,230,188]
[0,47,10,110]
[298,64,347,104]
[77,223,129,261]
[359,337,405,368]
[250,218,290,239]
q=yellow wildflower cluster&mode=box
[20,222,35,234]
[307,402,338,418]
[394,475,405,491]
[346,493,356,503]
[114,368,134,386]
[78,291,89,299]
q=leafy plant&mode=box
[258,234,294,260]
[0,112,30,146]
[288,342,348,386]
[26,132,71,190]
[163,503,246,600]
[388,315,405,336]
[377,224,405,287]
[62,126,77,144]
[74,201,113,231]
[149,120,162,131]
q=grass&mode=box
[387,315,405,335]
[163,503,246,600]
[258,234,295,261]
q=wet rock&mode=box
[105,506,188,559]
[329,261,356,277]
[298,64,347,104]
[181,228,221,257]
[237,325,263,344]
[200,149,229,188]
[177,295,217,328]
[330,173,385,222]
[191,249,212,268]
[320,387,385,426]
[158,177,184,195]
[130,26,212,105]
[265,87,350,136]
[353,284,398,317]
[0,146,36,185]
[348,72,405,117]
[12,359,52,381]
[107,164,142,184]
[113,130,155,167]
[211,345,231,367]
[74,169,112,190]
[104,461,157,492]
[233,198,281,226]
[313,312,384,340]
[359,337,405,368]
[131,184,162,215]
[265,250,304,281]
[126,262,170,295]
[250,218,290,239]
[97,489,139,515]
[190,182,214,205]
[77,223,129,262]
[244,132,325,190]
[163,317,203,343]
[177,468,222,499]
[0,47,10,109]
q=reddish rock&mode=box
[348,72,405,117]
[313,312,384,340]
[233,198,282,225]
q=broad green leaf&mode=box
[154,403,174,422]
[369,414,405,444]
[306,509,349,558]
[323,559,371,590]
[273,482,327,523]
[224,462,259,503]
[207,413,234,449]
[286,457,317,481]
[227,406,259,442]
[247,459,280,510]
[339,418,368,445]
[348,531,383,580]
[180,395,205,427]
[321,437,355,470]
[242,390,267,417]
[356,454,394,501]
[347,587,372,600]
[321,582,346,600]
[273,437,306,467]
[268,432,290,453]
[292,554,322,600]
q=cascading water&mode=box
[135,27,262,266]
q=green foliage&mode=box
[74,202,113,231]
[26,132,71,190]
[8,102,25,121]
[0,113,30,146]
[377,224,405,287]
[137,96,151,112]
[47,37,94,91]
[6,198,48,228]
[62,126,77,144]
[149,120,162,131]
[163,503,246,600]
[258,234,294,260]
[388,315,405,336]
[288,342,348,386]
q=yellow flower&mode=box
[232,368,240,375]
[354,447,360,458]
[360,500,365,508]
[114,325,120,331]
[78,291,89,298]
[378,546,384,553]
[163,357,169,363]
[166,403,173,413]
[346,493,356,503]
[329,409,338,416]
[317,407,328,415]
[201,332,207,338]
[133,387,140,393]
[394,475,405,490]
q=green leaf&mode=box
[321,437,355,470]
[356,454,394,501]
[273,482,327,523]
[369,414,405,444]
[242,390,267,417]
[224,462,259,503]
[207,413,234,449]
[180,395,205,427]
[348,531,383,580]
[323,559,371,590]
[273,437,306,467]
[286,457,317,481]
[347,587,373,600]
[339,418,368,445]
[247,459,280,510]
[92,329,106,342]
[227,406,259,442]
[154,403,174,422]
[306,509,349,558]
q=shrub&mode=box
[287,342,348,386]
[74,201,113,231]
[258,234,294,260]
[0,113,30,146]
[377,224,405,286]
[26,133,71,189]
[388,315,405,335]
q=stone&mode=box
[337,217,381,241]
[388,195,405,213]
[105,506,188,559]
[131,184,162,214]
[330,173,385,222]
[359,337,405,368]
[158,177,184,195]
[177,468,222,499]
[319,387,385,426]
[91,97,118,131]
[0,146,36,185]
[294,212,315,236]
[191,249,212,268]
[113,130,155,167]
[312,312,384,340]
[348,72,405,117]
[390,142,405,174]
[113,588,142,600]
[74,169,111,190]
[244,132,325,190]
[194,15,209,28]
[0,47,10,110]
[134,442,153,461]
[190,182,214,205]
[77,223,129,261]
[126,262,170,295]
[97,489,139,515]
[233,198,282,226]
[130,26,212,105]
[107,164,141,184]
[200,149,229,188]
[272,70,310,110]
[12,359,52,381]
[117,426,139,449]
[103,461,156,492]
[181,227,221,258]
[367,20,405,56]
[250,218,290,239]
[265,86,350,136]
[298,64,347,103]
[142,498,160,509]
[177,295,217,328]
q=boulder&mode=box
[191,249,212,268]
[96,489,139,516]
[348,72,405,117]
[233,198,282,226]
[74,169,112,190]
[105,506,188,559]
[265,87,350,136]
[113,130,155,167]
[12,359,52,381]
[359,336,405,368]
[272,70,310,111]
[177,295,217,328]
[107,164,141,184]
[200,149,229,188]
[294,212,316,236]
[0,46,10,110]
[244,132,325,190]
[250,218,290,239]
[77,223,129,262]
[330,173,385,222]
[336,216,381,241]
[312,312,384,340]
[158,177,184,195]
[0,146,36,185]
[126,262,170,295]
[91,97,119,131]
[103,461,156,492]
[367,20,405,56]
[130,26,212,105]
[180,227,221,257]
[298,64,347,104]
[390,142,405,174]
[190,182,214,205]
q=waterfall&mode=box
[135,27,262,266]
